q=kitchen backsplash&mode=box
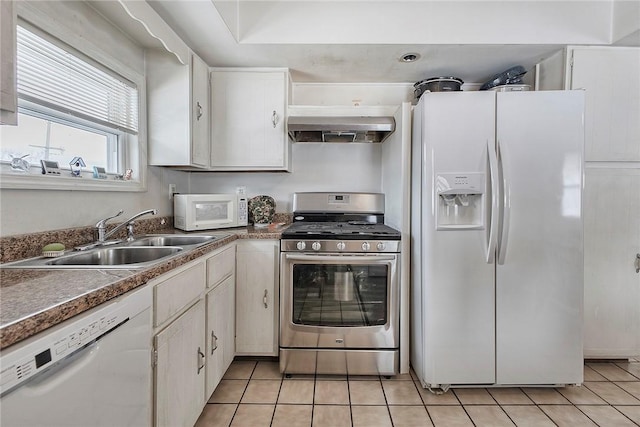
[0,217,172,264]
[0,213,293,264]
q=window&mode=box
[0,23,143,189]
[2,109,120,173]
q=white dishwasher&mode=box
[0,284,152,427]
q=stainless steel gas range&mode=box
[279,192,401,375]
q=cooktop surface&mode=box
[282,221,401,240]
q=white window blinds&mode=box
[16,25,139,134]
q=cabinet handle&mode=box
[196,101,203,121]
[263,289,268,308]
[197,347,205,374]
[211,331,218,354]
[635,253,640,273]
[271,110,278,128]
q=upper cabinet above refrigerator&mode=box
[537,46,640,162]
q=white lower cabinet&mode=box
[206,275,235,397]
[155,299,206,427]
[235,239,279,356]
[151,243,236,426]
[584,168,640,358]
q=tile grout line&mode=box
[410,375,437,426]
[310,370,317,427]
[514,386,559,427]
[227,361,258,426]
[268,370,284,427]
[580,382,640,426]
[378,376,394,427]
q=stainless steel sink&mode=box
[126,235,218,247]
[46,246,182,267]
[1,234,226,269]
[2,246,183,269]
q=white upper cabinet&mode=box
[147,51,210,168]
[538,46,640,162]
[0,0,17,125]
[570,47,640,162]
[210,68,290,171]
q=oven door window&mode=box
[291,264,388,327]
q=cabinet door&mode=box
[0,0,17,125]
[570,47,640,161]
[210,70,288,170]
[584,168,640,358]
[206,244,235,289]
[205,275,235,398]
[153,261,205,327]
[155,300,206,427]
[190,53,209,167]
[147,50,209,168]
[235,240,279,355]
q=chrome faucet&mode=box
[97,209,157,242]
[95,210,124,242]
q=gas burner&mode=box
[281,192,401,252]
[347,221,374,226]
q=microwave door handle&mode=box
[284,254,397,263]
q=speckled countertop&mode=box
[0,222,288,351]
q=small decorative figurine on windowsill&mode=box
[10,154,30,173]
[69,157,86,177]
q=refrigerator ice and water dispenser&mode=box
[435,173,485,229]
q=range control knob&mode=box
[312,241,322,251]
[376,242,386,251]
[361,242,371,251]
[296,241,306,251]
[336,241,346,251]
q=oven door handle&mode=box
[284,254,397,263]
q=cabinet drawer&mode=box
[154,262,206,327]
[206,245,235,288]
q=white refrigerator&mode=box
[410,90,585,389]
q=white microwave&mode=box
[174,194,248,231]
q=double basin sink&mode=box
[2,234,225,269]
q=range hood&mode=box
[287,116,396,143]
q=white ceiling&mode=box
[141,0,639,85]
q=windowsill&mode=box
[0,167,146,192]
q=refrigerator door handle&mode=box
[486,139,499,263]
[497,139,511,265]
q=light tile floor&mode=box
[195,358,640,427]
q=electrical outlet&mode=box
[236,186,246,195]
[168,184,177,199]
